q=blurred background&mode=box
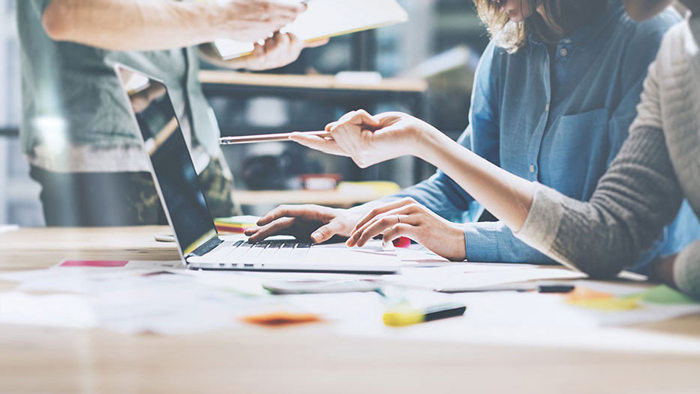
[0,0,490,225]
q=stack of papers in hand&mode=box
[214,0,409,59]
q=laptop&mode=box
[115,64,401,274]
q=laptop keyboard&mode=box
[206,239,312,264]
[188,238,401,272]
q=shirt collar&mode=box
[528,0,622,50]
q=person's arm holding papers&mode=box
[41,0,304,51]
[42,0,322,70]
[199,32,328,71]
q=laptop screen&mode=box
[116,66,218,256]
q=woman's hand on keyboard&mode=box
[244,204,360,244]
[347,197,466,261]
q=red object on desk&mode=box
[392,237,411,248]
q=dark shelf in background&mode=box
[0,127,18,137]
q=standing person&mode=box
[246,0,699,275]
[18,0,325,226]
[275,0,700,297]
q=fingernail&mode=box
[311,232,321,242]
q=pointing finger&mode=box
[290,132,347,156]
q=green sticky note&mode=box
[638,285,699,305]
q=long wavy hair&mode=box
[473,0,609,53]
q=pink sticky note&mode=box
[60,260,129,268]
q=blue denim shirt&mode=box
[393,3,700,271]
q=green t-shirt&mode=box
[17,0,219,170]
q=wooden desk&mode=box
[0,226,180,272]
[1,227,700,394]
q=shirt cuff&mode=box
[673,241,700,298]
[514,183,565,254]
[463,222,500,262]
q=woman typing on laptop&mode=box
[246,0,699,282]
[253,0,700,297]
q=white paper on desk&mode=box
[214,0,408,59]
[0,267,270,335]
[381,266,585,292]
[393,246,450,264]
[94,279,264,335]
[328,289,700,356]
[399,262,537,277]
[433,268,586,292]
[0,225,19,234]
[583,303,700,327]
[278,289,457,326]
[560,280,700,327]
[170,269,269,296]
[0,261,180,284]
[2,268,174,294]
[0,268,99,292]
[0,292,97,329]
[234,271,379,282]
[85,272,275,335]
[0,260,182,294]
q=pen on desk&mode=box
[450,282,576,294]
[537,283,575,293]
[219,131,331,145]
[383,302,466,327]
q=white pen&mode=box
[219,130,330,145]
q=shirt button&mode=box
[545,104,550,112]
[560,48,569,57]
[529,165,536,173]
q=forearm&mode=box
[463,222,560,264]
[519,126,685,278]
[413,124,684,278]
[417,129,534,231]
[43,0,219,51]
[653,241,700,299]
[652,254,678,287]
[673,241,700,298]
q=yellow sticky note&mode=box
[567,297,641,311]
[566,287,615,302]
[565,287,640,311]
